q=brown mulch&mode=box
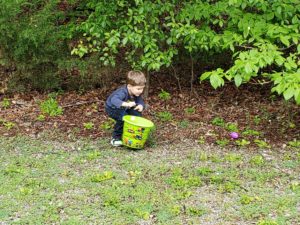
[0,80,299,148]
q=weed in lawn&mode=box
[290,181,300,193]
[86,150,101,160]
[198,136,205,144]
[254,139,271,149]
[167,172,202,190]
[91,171,115,182]
[240,194,255,205]
[210,154,223,163]
[197,167,213,176]
[257,220,278,225]
[1,136,300,224]
[199,152,208,161]
[250,155,265,166]
[224,153,242,163]
[187,206,206,216]
[218,181,238,193]
[174,189,193,200]
[102,190,121,208]
[216,138,229,147]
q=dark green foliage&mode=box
[0,0,299,103]
[70,0,299,103]
[0,0,80,91]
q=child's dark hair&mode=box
[126,71,146,86]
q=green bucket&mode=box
[122,115,154,149]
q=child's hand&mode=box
[123,101,136,108]
[134,104,143,112]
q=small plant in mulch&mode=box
[0,119,15,130]
[211,117,225,127]
[225,122,239,132]
[253,115,262,125]
[36,114,46,121]
[184,107,195,114]
[100,118,115,130]
[1,98,10,109]
[235,139,251,147]
[40,96,63,117]
[157,111,173,122]
[158,89,171,109]
[178,119,189,128]
[83,122,94,130]
[242,128,261,136]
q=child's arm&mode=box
[122,101,136,108]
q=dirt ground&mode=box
[0,77,299,148]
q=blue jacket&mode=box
[105,85,145,109]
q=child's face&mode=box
[128,84,145,97]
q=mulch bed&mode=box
[0,80,299,148]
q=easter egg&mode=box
[230,132,239,139]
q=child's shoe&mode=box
[111,138,123,147]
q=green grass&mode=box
[0,135,299,224]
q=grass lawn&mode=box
[1,134,299,225]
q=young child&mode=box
[105,71,146,146]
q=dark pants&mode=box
[105,106,142,139]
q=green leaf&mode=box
[280,35,290,47]
[245,63,252,74]
[210,74,224,89]
[295,90,300,104]
[234,75,243,87]
[200,72,212,81]
[283,86,294,100]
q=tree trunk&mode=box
[190,54,194,94]
[143,70,150,99]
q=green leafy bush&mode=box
[70,0,300,104]
[1,0,299,104]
